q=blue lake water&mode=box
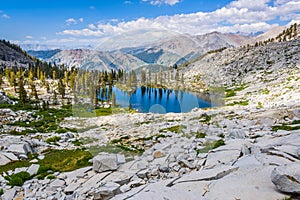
[99,86,211,114]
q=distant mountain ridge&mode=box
[26,24,300,72]
[0,40,35,68]
[29,31,253,71]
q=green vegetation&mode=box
[87,144,142,160]
[159,125,186,133]
[257,102,263,109]
[194,132,206,138]
[0,160,31,175]
[261,89,270,95]
[39,149,92,173]
[196,139,225,154]
[0,102,33,111]
[227,100,249,106]
[0,189,3,196]
[46,174,56,179]
[72,139,83,146]
[272,119,300,131]
[272,125,300,131]
[46,136,61,144]
[7,105,73,134]
[72,104,135,118]
[5,171,31,186]
[225,84,247,98]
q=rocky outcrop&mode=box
[271,162,300,194]
[93,153,125,173]
[0,92,14,104]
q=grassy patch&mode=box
[257,102,263,109]
[272,120,300,131]
[7,105,73,134]
[272,125,300,131]
[159,125,186,133]
[72,139,83,146]
[261,89,270,95]
[87,144,141,160]
[46,136,61,144]
[46,174,56,179]
[0,103,33,111]
[77,125,99,133]
[196,139,225,154]
[194,132,206,138]
[5,171,31,186]
[227,100,249,106]
[225,84,247,98]
[38,149,93,173]
[0,160,31,175]
[72,104,134,118]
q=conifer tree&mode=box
[58,79,65,99]
[18,76,27,105]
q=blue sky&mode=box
[0,0,299,49]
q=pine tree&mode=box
[53,90,58,105]
[52,70,56,80]
[69,71,76,91]
[159,68,163,86]
[28,68,34,83]
[31,83,39,100]
[46,83,50,93]
[140,70,146,85]
[9,71,17,92]
[18,76,27,105]
[0,74,3,90]
[58,79,65,99]
[111,91,116,107]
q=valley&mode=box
[0,22,299,200]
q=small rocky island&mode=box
[0,24,300,200]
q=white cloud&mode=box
[142,0,181,6]
[58,29,104,37]
[25,35,33,39]
[88,24,97,30]
[124,1,133,4]
[1,14,10,19]
[65,18,84,25]
[229,0,271,10]
[89,6,95,10]
[58,0,300,38]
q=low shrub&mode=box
[46,136,61,144]
[6,171,31,186]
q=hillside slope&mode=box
[183,24,300,108]
[0,40,34,68]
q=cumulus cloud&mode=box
[65,17,84,25]
[58,0,300,38]
[25,35,33,39]
[58,29,104,37]
[1,14,10,19]
[142,0,181,6]
[228,0,271,10]
[124,1,133,4]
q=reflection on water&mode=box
[98,86,211,113]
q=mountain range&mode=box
[1,25,294,72]
[28,31,252,71]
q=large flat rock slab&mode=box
[205,166,285,200]
[113,180,204,200]
[271,162,300,194]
